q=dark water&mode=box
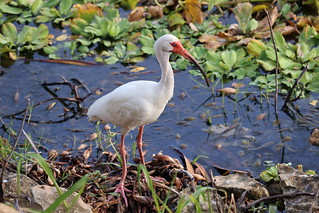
[0,57,318,176]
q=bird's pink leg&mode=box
[137,126,145,165]
[114,134,130,206]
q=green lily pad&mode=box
[2,22,17,43]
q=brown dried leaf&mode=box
[35,59,97,66]
[128,6,145,22]
[183,154,195,175]
[192,173,206,181]
[231,82,245,88]
[152,152,176,164]
[257,7,279,32]
[183,0,203,24]
[47,102,56,110]
[89,132,97,140]
[194,162,210,181]
[104,124,111,131]
[237,37,253,46]
[199,34,227,49]
[83,148,92,161]
[147,6,163,19]
[216,31,243,42]
[274,24,295,36]
[129,65,145,72]
[257,113,266,120]
[60,150,71,156]
[254,7,280,38]
[217,87,237,95]
[184,117,196,121]
[189,22,198,31]
[297,16,312,28]
[56,34,68,41]
[75,3,103,22]
[77,143,87,150]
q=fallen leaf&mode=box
[216,31,243,42]
[237,37,253,46]
[184,117,196,121]
[189,22,198,31]
[194,162,210,181]
[56,34,68,41]
[180,144,188,149]
[83,148,92,161]
[231,82,245,88]
[129,65,146,72]
[183,0,203,24]
[60,150,71,156]
[309,100,318,107]
[75,3,103,22]
[199,34,227,49]
[35,59,97,66]
[128,6,145,22]
[254,7,280,38]
[192,173,206,181]
[217,87,237,95]
[152,152,176,164]
[77,143,87,150]
[297,16,312,28]
[256,113,266,120]
[89,133,97,140]
[47,102,56,110]
[147,6,163,19]
[104,124,111,130]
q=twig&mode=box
[239,192,315,212]
[22,130,40,155]
[282,66,308,110]
[264,8,279,114]
[236,190,248,210]
[0,99,30,202]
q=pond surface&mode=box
[0,56,318,176]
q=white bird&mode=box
[87,34,210,206]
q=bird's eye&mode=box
[171,43,177,47]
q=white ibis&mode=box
[87,34,210,206]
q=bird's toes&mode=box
[113,184,130,207]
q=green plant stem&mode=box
[0,98,30,202]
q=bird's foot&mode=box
[110,183,130,207]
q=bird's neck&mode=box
[156,50,174,94]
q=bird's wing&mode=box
[87,81,162,129]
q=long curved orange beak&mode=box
[171,41,210,87]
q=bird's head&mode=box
[154,34,210,87]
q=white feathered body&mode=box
[87,79,173,135]
[88,34,180,135]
